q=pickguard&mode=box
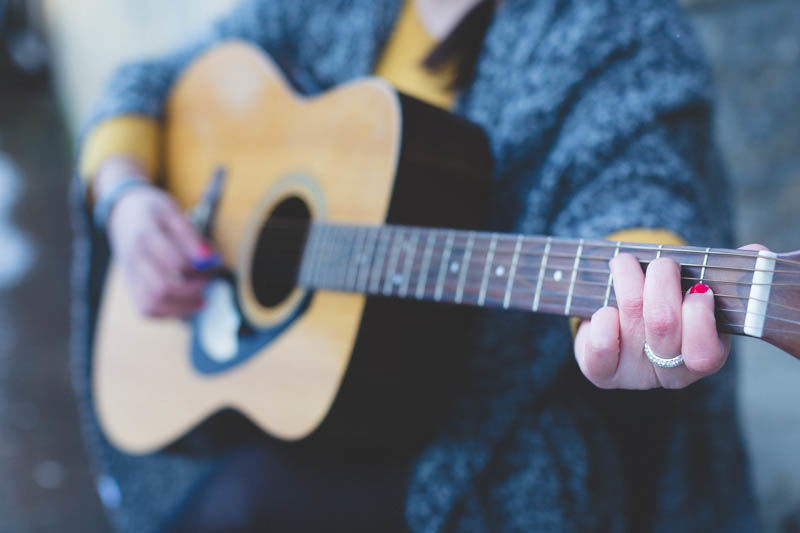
[191,274,313,374]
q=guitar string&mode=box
[296,249,800,320]
[297,274,800,332]
[244,231,799,290]
[256,245,800,312]
[240,228,800,312]
[246,248,800,332]
[288,249,798,326]
[296,226,800,276]
[301,239,800,289]
[247,219,800,267]
[258,248,800,302]
[314,275,799,329]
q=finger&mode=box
[575,307,622,388]
[609,253,658,388]
[643,258,695,388]
[158,201,208,261]
[134,258,206,317]
[739,243,770,252]
[610,253,645,326]
[682,284,730,376]
[144,230,192,279]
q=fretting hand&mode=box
[574,243,770,389]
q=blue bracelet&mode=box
[93,178,152,230]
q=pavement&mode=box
[0,0,797,531]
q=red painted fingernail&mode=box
[689,283,710,294]
[196,242,214,257]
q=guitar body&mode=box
[93,42,492,454]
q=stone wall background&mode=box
[0,0,797,531]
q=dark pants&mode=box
[163,440,410,533]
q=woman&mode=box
[74,0,758,530]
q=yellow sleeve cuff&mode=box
[79,114,162,183]
[568,228,686,337]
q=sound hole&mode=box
[251,196,311,308]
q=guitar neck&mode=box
[298,223,778,339]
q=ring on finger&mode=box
[643,341,684,369]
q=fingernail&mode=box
[689,283,710,294]
[196,242,214,257]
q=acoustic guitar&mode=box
[92,41,800,455]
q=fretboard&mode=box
[297,223,771,337]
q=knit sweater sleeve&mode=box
[79,0,297,183]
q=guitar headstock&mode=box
[760,250,800,359]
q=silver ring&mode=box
[643,341,684,368]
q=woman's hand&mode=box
[574,243,770,389]
[95,158,215,318]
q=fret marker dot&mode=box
[495,266,506,277]
[450,261,459,273]
[553,270,563,282]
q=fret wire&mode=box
[314,224,330,287]
[435,230,455,301]
[399,229,420,297]
[383,228,404,296]
[564,238,584,316]
[504,234,523,309]
[341,226,357,289]
[320,225,336,288]
[369,229,389,294]
[345,226,366,290]
[478,233,498,306]
[336,226,349,288]
[308,224,324,287]
[338,226,352,289]
[700,247,710,282]
[532,236,552,311]
[333,226,347,289]
[356,226,371,289]
[455,232,475,304]
[416,230,437,300]
[356,227,376,293]
[603,241,620,307]
[327,226,340,289]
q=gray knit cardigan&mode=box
[72,0,756,531]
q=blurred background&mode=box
[0,0,797,531]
